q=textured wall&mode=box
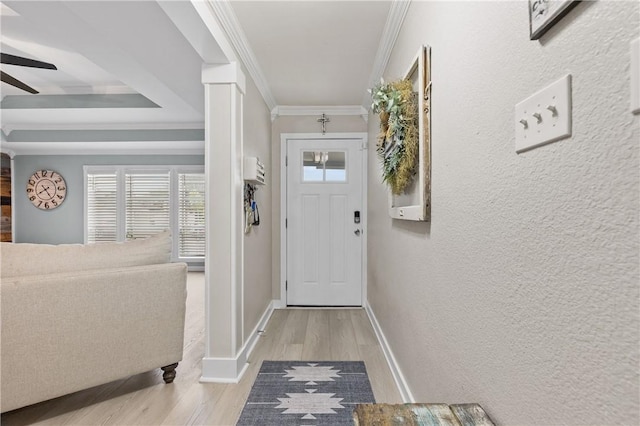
[367,1,639,424]
[13,155,203,244]
[243,73,273,339]
[270,115,367,299]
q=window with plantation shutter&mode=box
[84,165,204,264]
[178,173,205,257]
[86,173,118,243]
[125,172,170,240]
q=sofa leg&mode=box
[161,363,178,383]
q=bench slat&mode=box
[450,403,495,426]
[353,403,494,426]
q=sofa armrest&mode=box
[1,262,188,413]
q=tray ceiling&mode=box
[0,0,397,154]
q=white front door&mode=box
[286,137,364,306]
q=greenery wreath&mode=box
[370,79,419,195]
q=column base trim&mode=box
[200,300,276,383]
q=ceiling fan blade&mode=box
[1,71,38,94]
[0,53,57,70]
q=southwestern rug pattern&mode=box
[236,361,375,426]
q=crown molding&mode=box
[363,0,411,109]
[208,0,277,110]
[271,105,368,123]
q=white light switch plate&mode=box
[631,37,640,114]
[515,74,572,153]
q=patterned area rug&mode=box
[236,361,375,426]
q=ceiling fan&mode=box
[1,53,57,94]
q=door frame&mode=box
[279,132,368,307]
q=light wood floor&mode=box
[2,272,402,425]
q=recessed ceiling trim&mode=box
[5,1,203,120]
[0,94,159,110]
[1,122,205,134]
[5,129,204,143]
[363,0,412,109]
[271,105,368,123]
[208,0,277,110]
[2,140,205,156]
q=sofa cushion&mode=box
[1,231,172,279]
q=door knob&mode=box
[354,229,361,236]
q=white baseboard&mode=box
[200,299,277,383]
[200,356,249,383]
[364,301,415,403]
[243,299,277,358]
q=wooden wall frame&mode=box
[389,45,431,221]
[0,152,12,242]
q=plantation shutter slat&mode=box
[125,173,170,240]
[178,173,205,258]
[86,173,117,243]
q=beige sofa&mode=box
[0,231,188,413]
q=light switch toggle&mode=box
[532,112,542,123]
[514,74,572,153]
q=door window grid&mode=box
[302,151,347,182]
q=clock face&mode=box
[26,170,67,210]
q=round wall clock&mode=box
[26,170,67,210]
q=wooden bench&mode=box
[353,403,494,426]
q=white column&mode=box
[201,62,247,382]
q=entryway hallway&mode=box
[1,273,401,425]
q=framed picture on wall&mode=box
[529,0,579,40]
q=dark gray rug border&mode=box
[236,360,376,426]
